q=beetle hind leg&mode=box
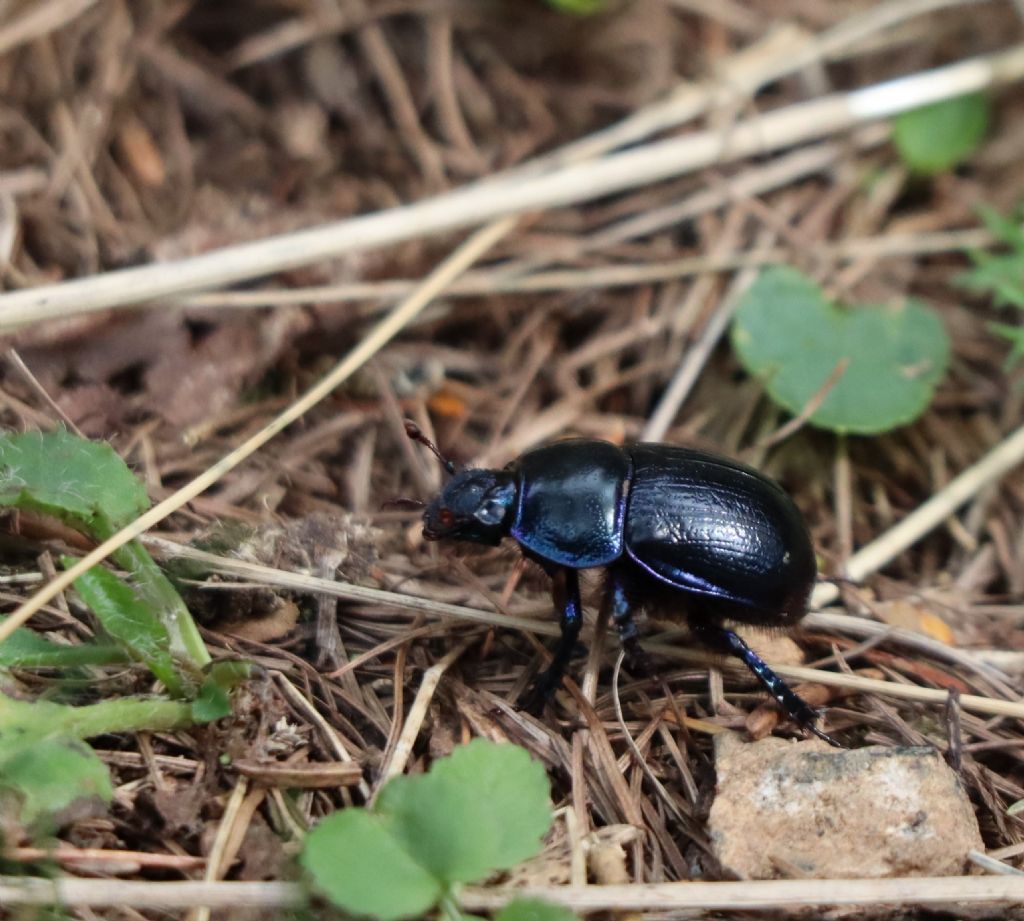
[690,619,841,748]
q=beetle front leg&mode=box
[690,619,842,748]
[519,567,583,714]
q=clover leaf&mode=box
[301,740,554,921]
[731,266,950,434]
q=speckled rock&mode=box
[709,734,983,879]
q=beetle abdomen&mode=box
[623,444,815,620]
[511,440,630,568]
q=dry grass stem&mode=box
[1,46,1022,324]
[3,875,1024,911]
[812,421,1024,608]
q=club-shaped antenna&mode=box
[404,420,457,476]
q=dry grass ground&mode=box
[2,0,1024,917]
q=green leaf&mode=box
[191,662,250,722]
[0,430,210,674]
[497,899,578,921]
[976,203,1024,250]
[0,690,193,828]
[63,556,183,696]
[0,616,128,668]
[375,740,551,884]
[107,538,210,670]
[0,430,149,532]
[956,205,1024,313]
[893,93,989,175]
[191,682,231,723]
[988,321,1024,369]
[0,737,112,825]
[301,809,442,920]
[957,251,1024,310]
[545,0,606,13]
[731,266,950,434]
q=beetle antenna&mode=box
[381,497,427,511]
[404,420,457,475]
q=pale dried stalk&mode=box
[146,539,1024,720]
[272,671,371,802]
[146,537,561,638]
[0,0,99,56]
[3,874,1023,910]
[375,637,477,788]
[1,45,1023,326]
[177,225,995,309]
[461,876,1024,912]
[644,642,1024,719]
[811,421,1024,609]
[189,777,248,921]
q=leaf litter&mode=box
[1,0,1024,917]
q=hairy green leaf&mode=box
[0,430,148,532]
[0,737,112,825]
[0,616,128,669]
[63,557,182,696]
[0,691,192,828]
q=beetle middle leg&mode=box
[607,566,652,676]
[519,567,583,714]
[689,618,841,747]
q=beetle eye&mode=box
[438,507,455,527]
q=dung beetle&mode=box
[404,421,839,746]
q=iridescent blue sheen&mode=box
[415,434,837,746]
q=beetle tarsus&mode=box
[807,721,843,748]
[517,678,554,716]
[690,620,843,747]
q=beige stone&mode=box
[709,734,983,879]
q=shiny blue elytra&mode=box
[408,422,837,747]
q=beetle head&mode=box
[423,468,517,545]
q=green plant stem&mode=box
[5,645,130,668]
[440,891,467,921]
[30,696,197,738]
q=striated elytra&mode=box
[406,422,838,746]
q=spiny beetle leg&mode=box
[608,569,653,677]
[518,568,583,714]
[690,619,842,748]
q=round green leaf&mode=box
[893,93,989,175]
[0,737,113,826]
[301,809,442,920]
[497,899,578,921]
[374,739,552,885]
[731,267,950,435]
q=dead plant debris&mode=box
[2,0,1024,918]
